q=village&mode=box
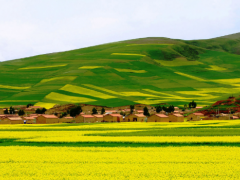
[0,96,240,124]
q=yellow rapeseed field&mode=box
[18,64,67,70]
[44,92,96,103]
[114,68,147,73]
[0,84,30,90]
[0,122,240,179]
[60,84,116,99]
[126,44,174,46]
[78,66,103,69]
[175,72,206,81]
[111,53,146,56]
[40,76,77,83]
[34,102,56,109]
[206,65,227,71]
[1,146,240,179]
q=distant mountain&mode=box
[1,33,240,108]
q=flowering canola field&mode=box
[1,121,240,179]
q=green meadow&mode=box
[0,35,240,108]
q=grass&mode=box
[1,36,240,108]
[0,121,240,179]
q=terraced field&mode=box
[1,121,240,179]
[1,35,240,108]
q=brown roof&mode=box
[134,114,146,117]
[193,113,204,116]
[41,115,58,119]
[155,114,168,118]
[136,110,144,113]
[8,117,23,121]
[23,117,35,120]
[94,115,104,118]
[82,115,94,118]
[108,114,122,117]
[173,114,183,117]
[65,117,73,119]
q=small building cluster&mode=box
[0,101,239,125]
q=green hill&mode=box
[1,34,240,108]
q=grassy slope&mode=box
[0,35,240,108]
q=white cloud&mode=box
[0,0,240,61]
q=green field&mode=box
[1,121,240,179]
[1,34,240,108]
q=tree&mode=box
[35,108,41,114]
[101,107,105,115]
[27,103,34,108]
[156,105,162,113]
[143,107,150,116]
[70,106,82,117]
[9,106,15,114]
[18,110,25,116]
[120,111,125,116]
[130,105,134,114]
[41,108,47,114]
[60,112,67,118]
[162,106,167,112]
[92,108,98,114]
[4,108,9,114]
[189,101,197,108]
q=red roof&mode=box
[108,114,122,117]
[135,114,146,117]
[23,117,35,120]
[136,110,144,113]
[65,117,73,119]
[8,117,23,121]
[82,115,94,118]
[41,115,58,119]
[196,107,203,109]
[173,114,183,117]
[232,116,239,119]
[155,114,168,118]
[193,113,204,116]
[94,115,104,118]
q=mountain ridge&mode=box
[0,33,240,108]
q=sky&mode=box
[0,0,240,61]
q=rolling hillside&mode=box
[1,34,240,108]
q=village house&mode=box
[23,116,35,124]
[103,114,123,122]
[9,117,24,124]
[148,114,169,122]
[36,115,59,124]
[135,110,144,114]
[231,116,239,120]
[0,109,3,115]
[0,117,11,124]
[187,113,205,121]
[126,114,146,122]
[94,115,104,122]
[59,117,74,123]
[169,114,184,122]
[75,114,95,123]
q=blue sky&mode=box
[0,0,240,61]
